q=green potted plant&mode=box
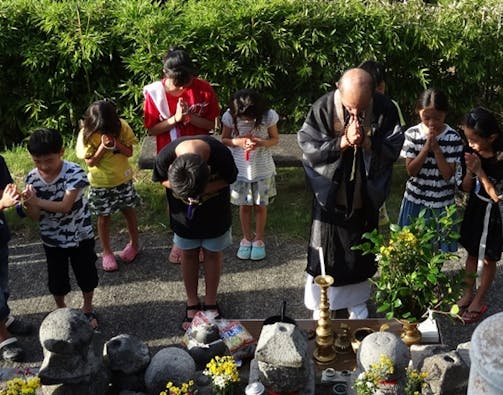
[355,205,464,344]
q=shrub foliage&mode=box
[1,0,502,147]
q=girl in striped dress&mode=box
[398,89,463,251]
[221,89,279,261]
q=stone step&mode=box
[138,134,302,170]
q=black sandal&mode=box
[203,303,222,319]
[181,303,202,331]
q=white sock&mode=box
[348,303,368,319]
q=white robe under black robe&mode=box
[298,90,404,311]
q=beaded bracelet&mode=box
[343,130,358,147]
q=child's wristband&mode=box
[16,202,26,218]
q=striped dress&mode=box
[400,123,463,210]
[221,109,278,182]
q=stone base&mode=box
[248,358,315,395]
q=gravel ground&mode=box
[1,229,501,373]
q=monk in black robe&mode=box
[298,68,404,319]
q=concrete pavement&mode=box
[1,228,502,377]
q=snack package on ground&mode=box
[182,310,216,347]
[181,312,231,370]
[216,318,256,361]
[181,311,256,361]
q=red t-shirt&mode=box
[143,77,220,153]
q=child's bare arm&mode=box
[252,124,279,148]
[405,143,429,176]
[85,140,107,167]
[22,184,41,220]
[221,125,250,149]
[465,152,501,202]
[478,171,501,202]
[204,179,229,194]
[114,139,133,158]
[430,138,456,181]
[24,184,81,215]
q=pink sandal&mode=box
[119,243,139,263]
[102,254,118,272]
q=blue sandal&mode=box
[237,239,252,260]
[251,241,266,260]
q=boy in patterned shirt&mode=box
[22,128,99,329]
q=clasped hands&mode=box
[425,128,441,153]
[1,183,37,211]
[342,115,370,150]
[101,134,116,150]
[173,97,190,124]
[465,151,481,176]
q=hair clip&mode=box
[186,197,201,220]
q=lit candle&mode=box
[318,247,326,277]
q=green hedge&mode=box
[1,0,502,148]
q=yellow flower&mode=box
[162,379,194,395]
[204,355,240,390]
[0,373,40,395]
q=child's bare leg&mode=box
[82,290,97,329]
[121,207,140,250]
[82,290,94,314]
[53,295,66,309]
[469,258,496,312]
[239,205,253,241]
[97,215,113,255]
[0,322,11,343]
[181,249,201,318]
[253,205,267,242]
[202,250,223,308]
[458,255,477,307]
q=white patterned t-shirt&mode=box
[222,109,278,182]
[25,160,94,248]
[400,123,463,208]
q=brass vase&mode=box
[400,320,422,346]
[312,274,337,364]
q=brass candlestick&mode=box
[313,274,337,364]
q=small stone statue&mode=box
[38,308,108,394]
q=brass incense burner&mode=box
[312,274,337,364]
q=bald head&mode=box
[338,68,374,113]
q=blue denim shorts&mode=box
[173,229,232,252]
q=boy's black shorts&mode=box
[43,238,98,295]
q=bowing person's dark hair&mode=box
[27,128,63,156]
[416,88,449,113]
[168,153,209,199]
[82,100,121,143]
[162,47,196,87]
[228,89,268,137]
[463,106,503,152]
